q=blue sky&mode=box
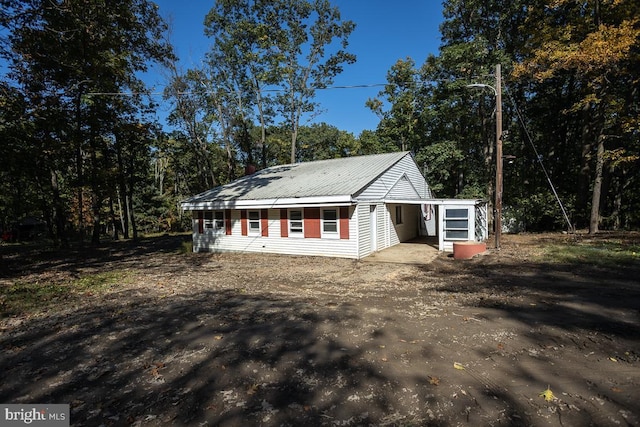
[149,1,445,136]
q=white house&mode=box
[180,151,487,258]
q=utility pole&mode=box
[467,64,503,250]
[494,64,503,250]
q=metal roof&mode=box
[182,151,411,205]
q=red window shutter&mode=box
[340,207,350,240]
[304,207,321,238]
[225,209,232,235]
[198,211,204,234]
[280,209,288,237]
[240,210,248,236]
[261,209,269,237]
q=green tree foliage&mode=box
[1,0,173,244]
[513,0,640,232]
[296,123,359,161]
[201,0,356,165]
[371,0,639,231]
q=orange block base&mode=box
[453,241,487,260]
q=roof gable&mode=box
[384,173,421,199]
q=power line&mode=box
[86,83,387,97]
[504,85,574,232]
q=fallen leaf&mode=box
[247,384,259,395]
[453,362,465,370]
[539,386,555,402]
[214,335,223,340]
[609,357,618,362]
[428,376,440,385]
[610,387,622,393]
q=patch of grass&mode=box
[541,241,640,268]
[1,271,130,317]
[179,240,193,254]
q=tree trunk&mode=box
[589,134,605,234]
[109,196,119,240]
[115,132,129,239]
[128,156,138,241]
[576,98,595,228]
[76,90,85,243]
[50,168,69,248]
[91,194,102,245]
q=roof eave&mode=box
[181,194,355,210]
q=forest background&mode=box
[0,0,638,246]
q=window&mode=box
[204,211,214,229]
[322,209,338,237]
[289,210,303,236]
[204,211,225,232]
[444,208,469,240]
[395,205,403,225]
[248,210,260,235]
[214,211,224,230]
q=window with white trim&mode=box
[248,210,261,235]
[444,208,469,240]
[214,211,224,230]
[289,209,304,236]
[204,211,225,233]
[322,209,339,237]
[204,211,214,230]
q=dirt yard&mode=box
[1,233,639,426]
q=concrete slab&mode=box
[361,238,441,265]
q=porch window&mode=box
[289,209,304,236]
[248,210,261,235]
[444,208,469,240]
[322,209,338,237]
[395,205,403,225]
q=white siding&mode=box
[379,204,392,250]
[385,174,420,199]
[193,208,359,259]
[385,205,400,247]
[356,155,431,201]
[357,203,371,259]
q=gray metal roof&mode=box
[183,151,410,204]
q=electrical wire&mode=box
[504,85,574,233]
[86,83,388,96]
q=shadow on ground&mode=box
[1,287,450,426]
[0,234,191,280]
[1,233,639,426]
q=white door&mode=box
[370,205,377,252]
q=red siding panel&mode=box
[280,209,288,238]
[340,207,350,240]
[240,210,248,236]
[225,209,232,235]
[304,208,321,238]
[261,209,269,237]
